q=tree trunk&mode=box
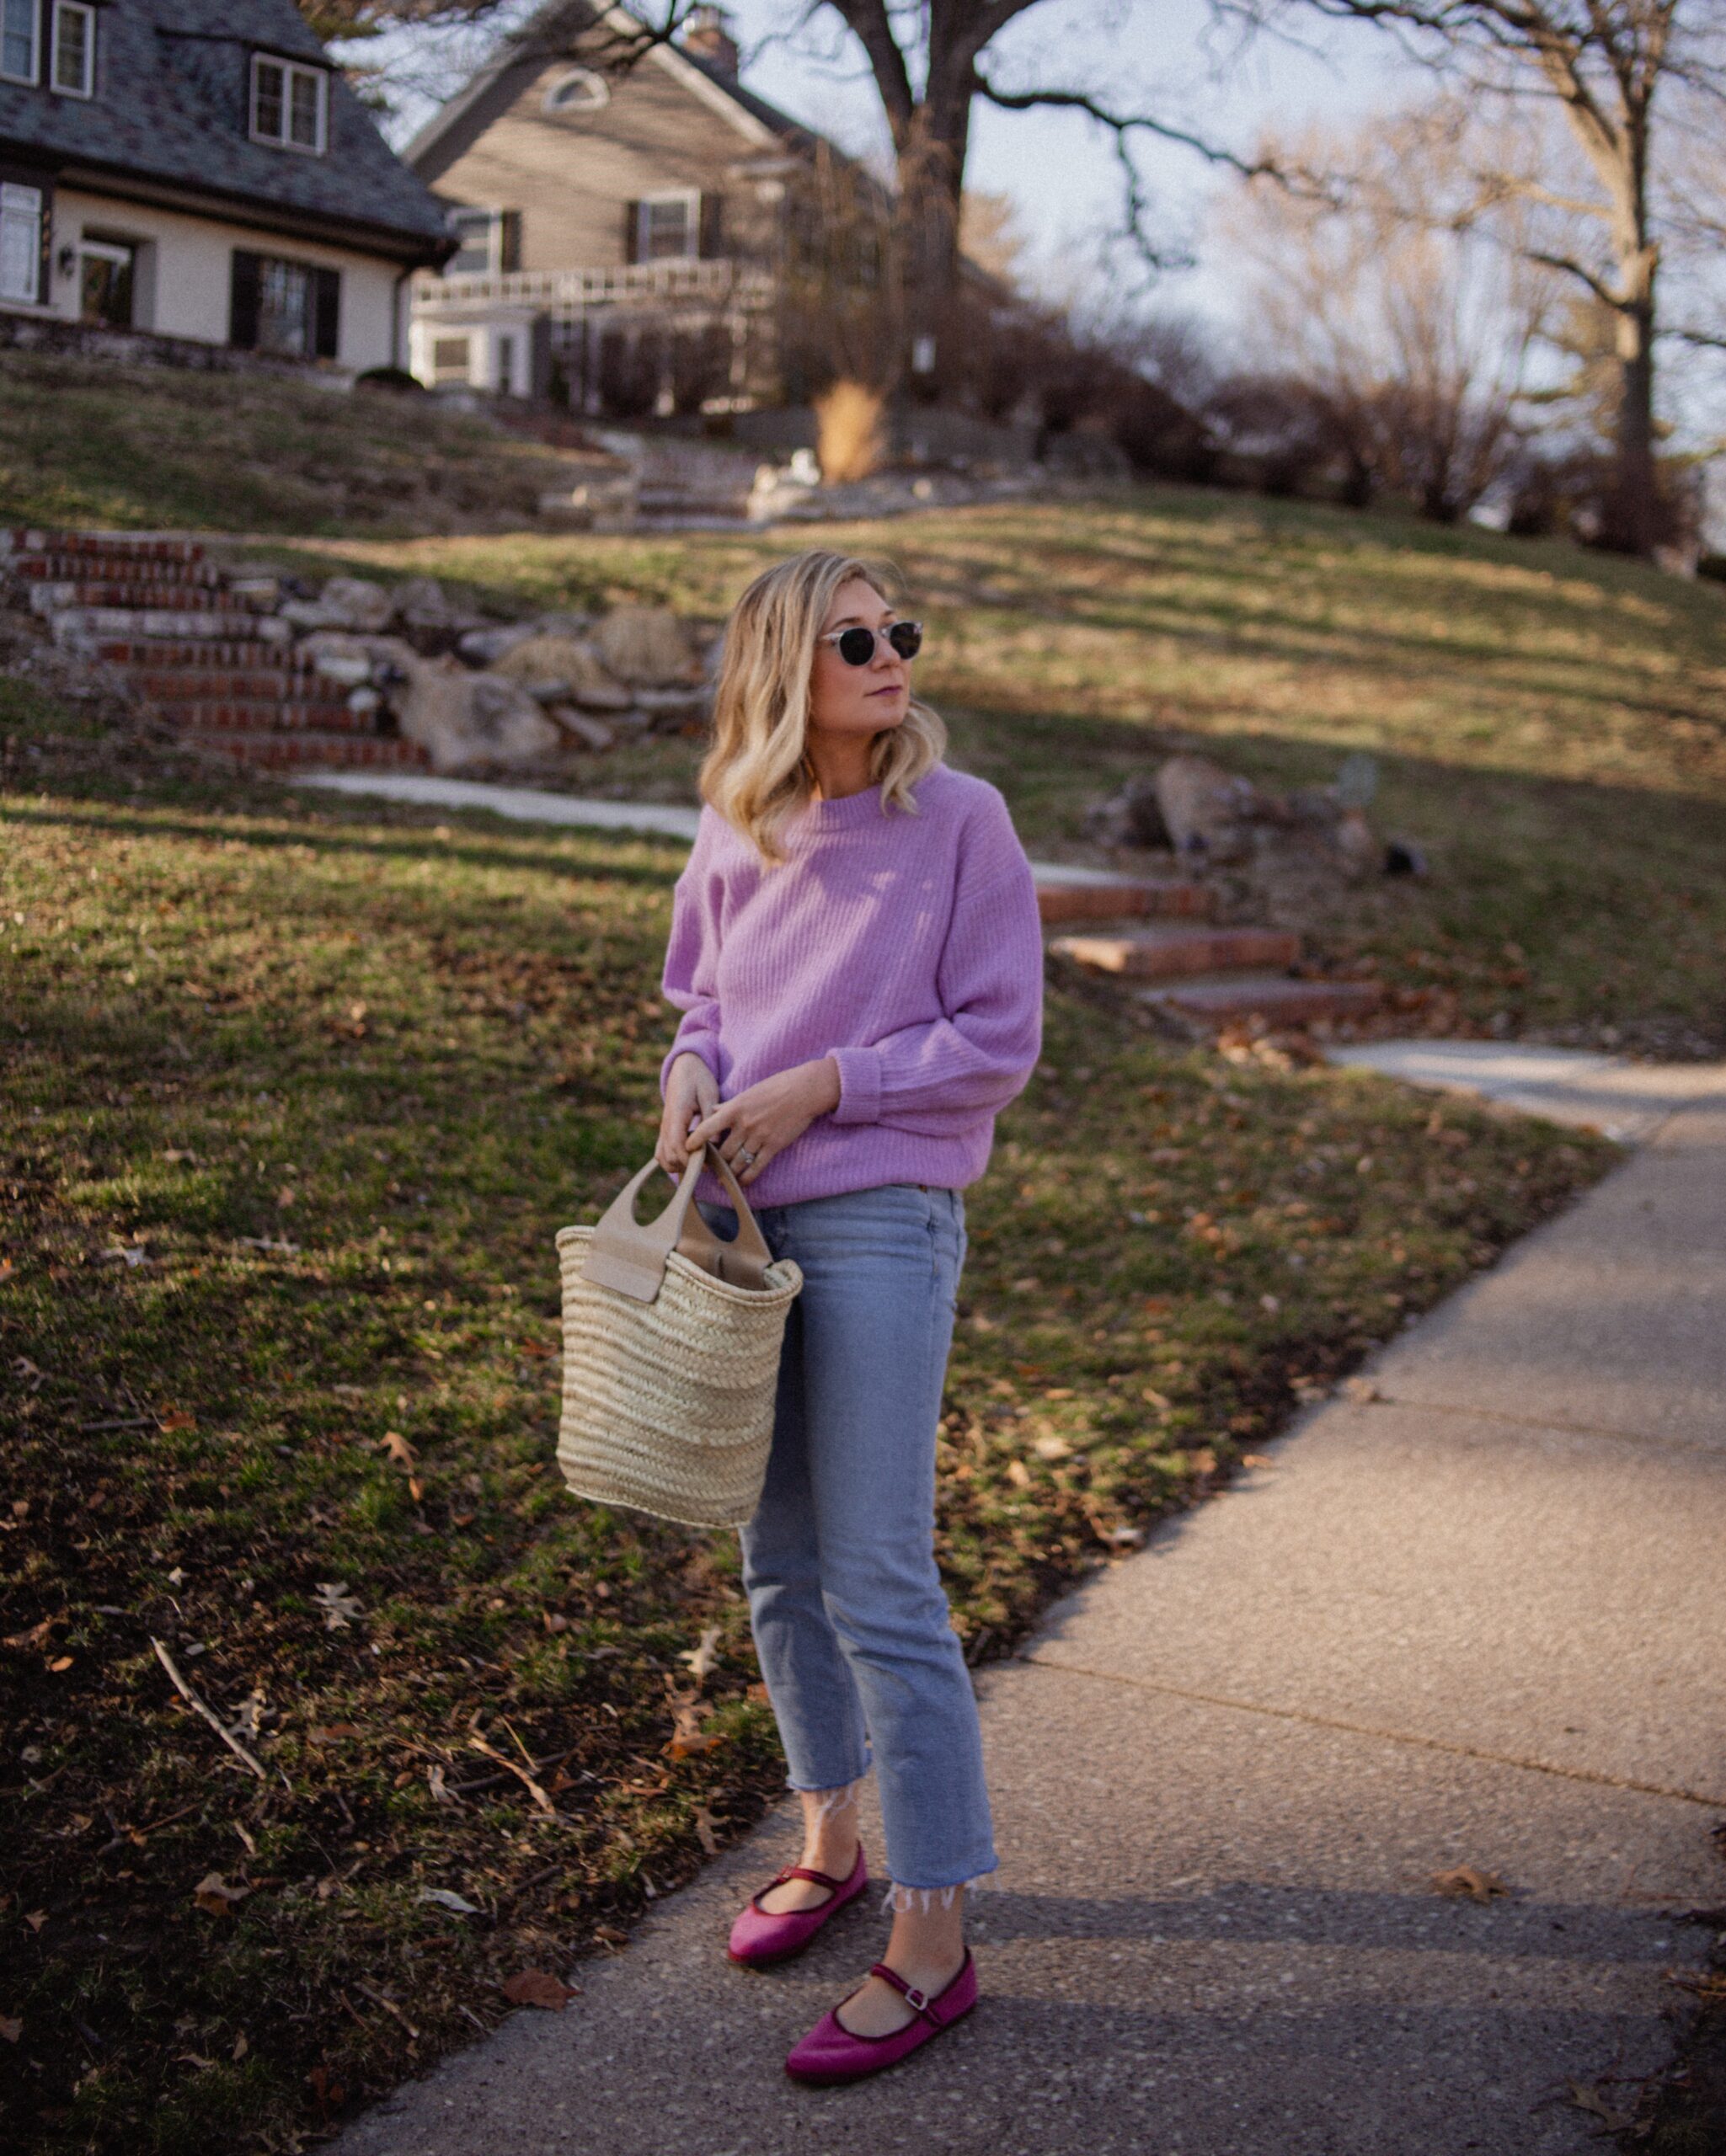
[891,83,971,398]
[1603,264,1659,555]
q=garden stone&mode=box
[493,634,625,703]
[591,605,697,686]
[280,576,397,634]
[547,707,617,752]
[1155,752,1264,864]
[1083,773,1173,851]
[457,622,539,667]
[392,655,561,773]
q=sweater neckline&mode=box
[799,782,890,830]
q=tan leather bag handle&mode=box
[581,1145,775,1303]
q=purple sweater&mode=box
[659,763,1045,1208]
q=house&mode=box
[403,2,890,414]
[0,0,452,371]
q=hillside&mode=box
[0,352,589,537]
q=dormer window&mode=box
[544,67,608,113]
[0,0,38,84]
[251,55,327,154]
[51,1,94,95]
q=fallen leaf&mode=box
[0,2016,19,2042]
[1429,1865,1510,1903]
[1340,1376,1381,1403]
[192,1872,250,1916]
[677,1625,723,1684]
[692,1805,721,1855]
[276,1187,297,1209]
[4,1618,58,1651]
[382,1430,417,1469]
[313,1582,363,1631]
[158,1411,196,1434]
[1567,2081,1636,2132]
[592,1924,628,1948]
[419,1887,481,1915]
[308,1723,363,1745]
[47,1655,72,1673]
[1006,1458,1032,1489]
[664,1699,720,1759]
[1140,1386,1171,1412]
[24,1911,46,1932]
[542,1612,569,1634]
[500,1968,577,2011]
[1032,1432,1072,1462]
[517,1338,555,1359]
[232,2032,248,2062]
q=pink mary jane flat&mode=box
[726,1845,868,1967]
[783,1949,977,2084]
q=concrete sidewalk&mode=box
[334,1095,1726,2156]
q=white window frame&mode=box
[249,53,328,155]
[637,189,699,264]
[543,66,609,113]
[0,0,39,86]
[446,207,503,276]
[50,0,92,96]
[0,179,45,306]
[430,334,473,386]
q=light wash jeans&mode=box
[699,1182,997,1897]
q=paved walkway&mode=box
[327,1031,1726,2155]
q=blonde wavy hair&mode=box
[699,550,947,866]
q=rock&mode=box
[393,576,454,629]
[537,473,639,531]
[313,652,375,689]
[297,576,398,633]
[1083,775,1172,851]
[570,680,635,712]
[392,656,562,773]
[227,575,281,610]
[548,707,616,752]
[458,622,539,667]
[492,634,626,704]
[1155,754,1265,865]
[591,605,697,686]
[346,686,381,716]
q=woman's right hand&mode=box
[657,1052,720,1176]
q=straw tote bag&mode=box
[554,1146,803,1529]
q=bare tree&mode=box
[1220,104,1556,517]
[1242,0,1726,552]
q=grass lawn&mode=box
[0,678,1615,2156]
[265,487,1726,1054]
[0,353,585,539]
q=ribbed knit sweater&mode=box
[659,763,1045,1208]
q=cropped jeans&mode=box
[698,1182,997,1898]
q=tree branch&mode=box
[971,76,1337,193]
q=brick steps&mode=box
[146,697,373,734]
[14,554,226,590]
[177,730,430,771]
[1136,974,1387,1026]
[1034,870,1214,926]
[31,581,246,613]
[9,526,409,772]
[1051,923,1301,980]
[95,639,300,670]
[131,669,322,700]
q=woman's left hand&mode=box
[684,1057,841,1186]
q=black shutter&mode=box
[312,267,340,360]
[229,250,261,350]
[622,200,640,264]
[697,191,722,260]
[34,180,53,305]
[499,210,522,273]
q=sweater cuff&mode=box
[829,1044,882,1126]
[660,1038,719,1102]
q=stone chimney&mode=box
[681,4,740,77]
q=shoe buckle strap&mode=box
[868,1961,938,2022]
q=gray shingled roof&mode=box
[0,0,450,256]
[404,0,825,174]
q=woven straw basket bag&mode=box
[554,1146,802,1529]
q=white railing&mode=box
[412,259,775,316]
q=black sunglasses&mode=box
[818,620,923,666]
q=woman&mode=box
[655,549,1044,2084]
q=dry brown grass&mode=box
[812,379,887,483]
